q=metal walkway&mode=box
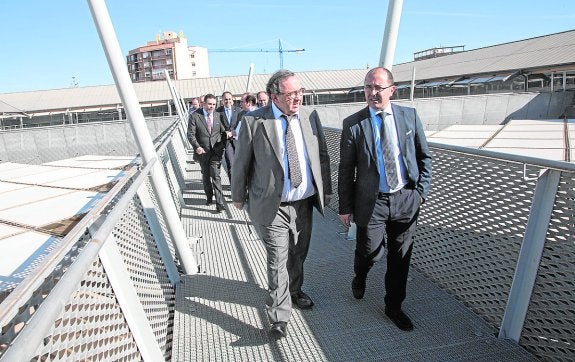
[173,161,537,361]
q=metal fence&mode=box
[1,119,573,361]
[324,127,575,361]
[0,117,189,361]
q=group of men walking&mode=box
[186,67,432,339]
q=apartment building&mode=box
[126,31,209,82]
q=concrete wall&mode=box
[307,91,574,131]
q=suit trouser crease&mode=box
[199,152,224,206]
[354,188,420,310]
[224,141,235,182]
[253,198,313,324]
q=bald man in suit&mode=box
[232,70,332,339]
[339,67,432,332]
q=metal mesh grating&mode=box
[112,193,176,360]
[144,178,179,270]
[520,171,575,361]
[324,128,342,213]
[411,148,538,327]
[29,258,142,361]
[0,231,90,356]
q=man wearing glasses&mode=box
[231,70,332,339]
[338,67,432,332]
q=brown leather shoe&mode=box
[291,291,314,309]
[385,308,414,331]
[270,322,287,338]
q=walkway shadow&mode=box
[177,274,269,347]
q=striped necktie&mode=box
[283,114,302,188]
[378,112,399,189]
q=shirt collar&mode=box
[272,102,299,120]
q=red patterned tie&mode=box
[207,113,212,133]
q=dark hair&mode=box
[221,91,232,98]
[204,94,216,102]
[266,69,296,96]
[245,94,256,106]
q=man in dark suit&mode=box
[338,67,432,331]
[232,70,332,339]
[216,91,241,183]
[188,94,231,213]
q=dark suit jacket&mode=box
[231,104,333,225]
[187,109,227,159]
[338,104,432,226]
[216,105,241,130]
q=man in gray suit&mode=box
[338,67,432,331]
[232,70,332,339]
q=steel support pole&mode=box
[378,0,403,70]
[498,168,560,341]
[87,0,197,274]
[246,63,254,93]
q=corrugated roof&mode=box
[1,30,574,113]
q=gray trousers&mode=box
[254,197,313,324]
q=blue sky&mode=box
[1,0,573,93]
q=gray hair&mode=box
[266,69,296,96]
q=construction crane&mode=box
[210,39,305,69]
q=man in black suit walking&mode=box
[338,67,432,331]
[216,91,241,183]
[188,94,231,213]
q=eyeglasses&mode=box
[278,88,305,99]
[364,84,394,94]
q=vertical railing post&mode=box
[499,169,560,341]
[87,0,197,274]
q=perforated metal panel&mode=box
[0,117,178,164]
[112,193,176,361]
[520,171,575,360]
[323,127,574,361]
[144,178,179,269]
[0,231,90,356]
[29,258,142,361]
[411,148,538,327]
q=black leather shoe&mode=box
[291,291,314,309]
[269,322,287,339]
[385,308,414,331]
[352,276,366,299]
[216,204,225,213]
[205,199,213,206]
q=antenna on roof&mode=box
[70,76,79,88]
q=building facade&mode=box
[126,31,209,83]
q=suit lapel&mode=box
[359,107,377,164]
[298,110,318,162]
[261,108,283,166]
[391,103,408,155]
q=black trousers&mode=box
[355,187,421,310]
[198,152,224,207]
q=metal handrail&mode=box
[1,158,157,362]
[0,158,140,330]
[428,141,575,172]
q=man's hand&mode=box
[339,213,353,227]
[226,131,233,139]
[233,202,244,210]
[196,147,205,155]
